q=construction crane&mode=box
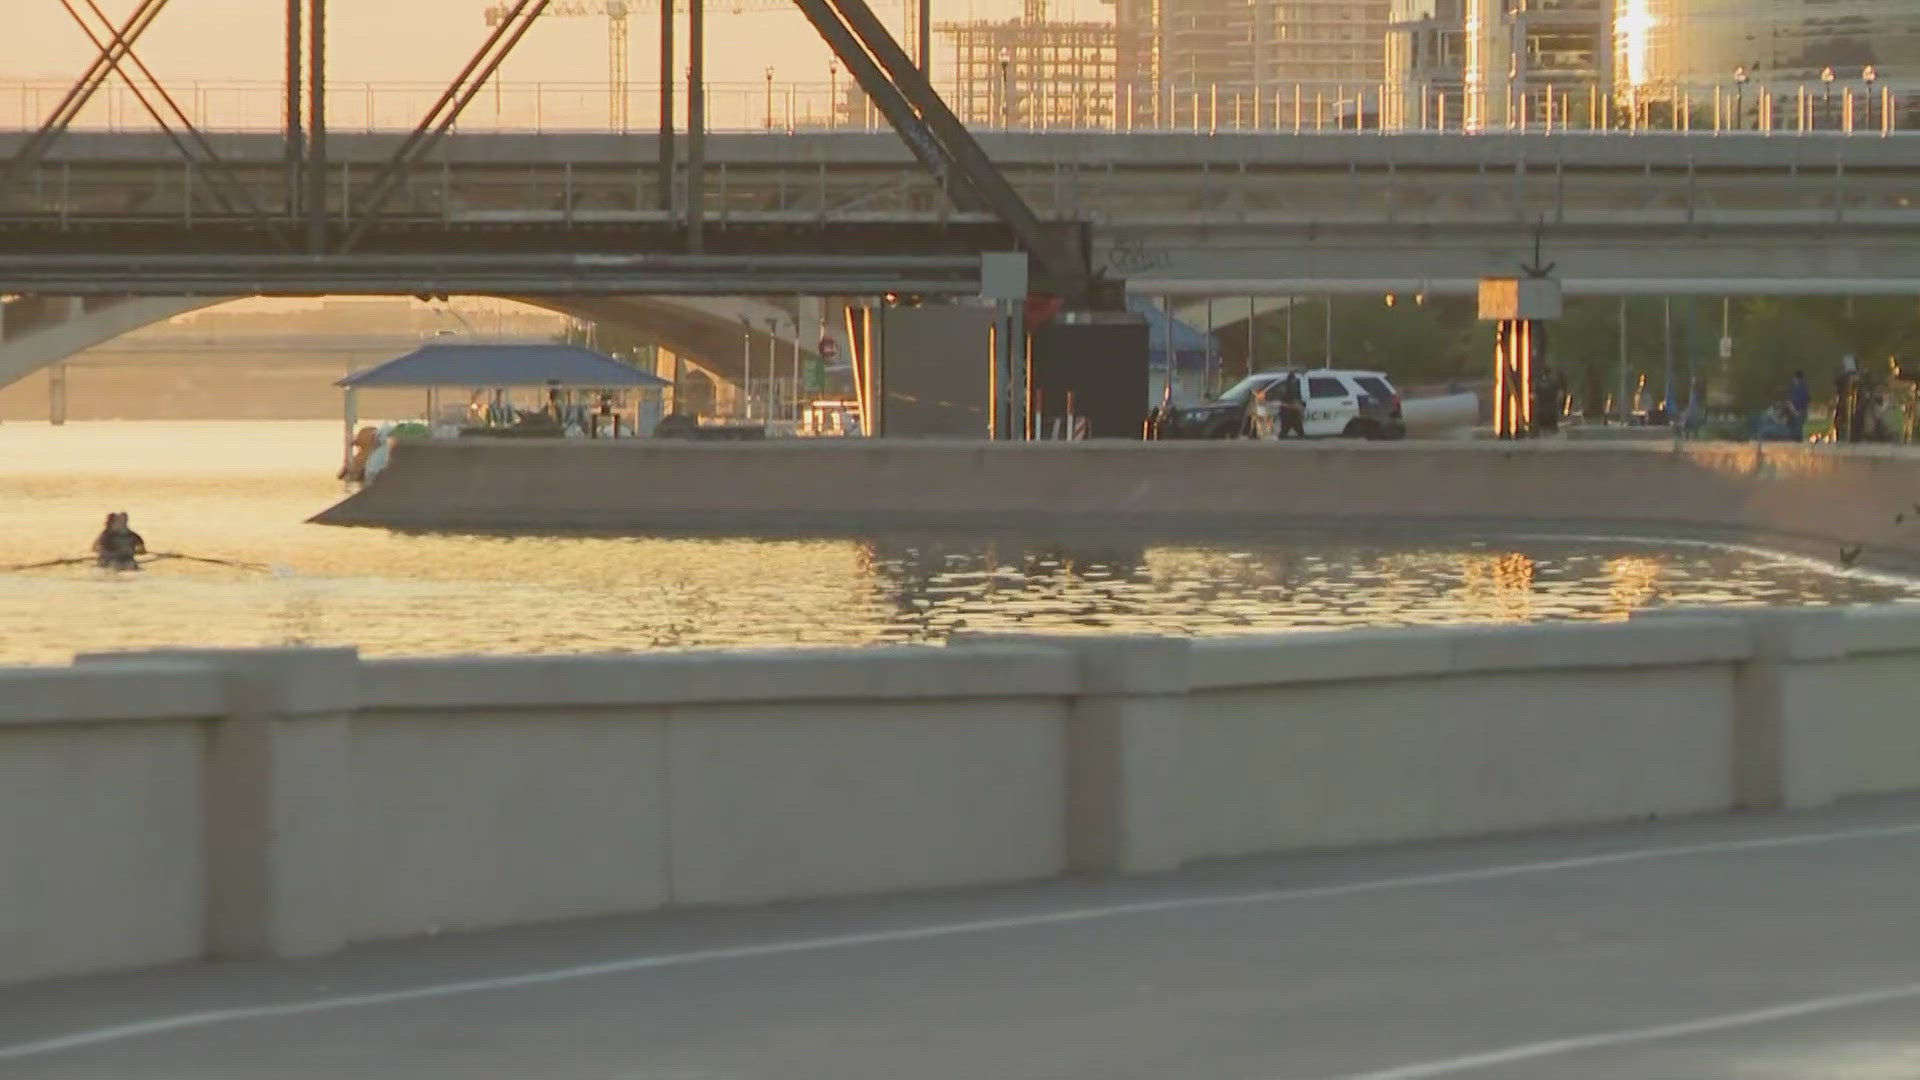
[485,1,632,130]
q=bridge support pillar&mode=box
[1480,276,1562,440]
[48,363,67,426]
[982,252,1030,440]
[1490,320,1538,439]
[989,306,1026,439]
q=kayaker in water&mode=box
[91,512,146,570]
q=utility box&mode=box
[859,304,996,437]
[1478,277,1563,321]
[1029,315,1150,440]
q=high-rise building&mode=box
[1161,0,1256,123]
[1625,0,1920,93]
[1255,1,1393,122]
[1388,0,1611,129]
[1116,0,1390,128]
[939,12,1130,130]
[1386,0,1467,125]
[1389,0,1920,130]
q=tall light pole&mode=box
[828,58,838,129]
[1864,65,1878,131]
[1617,296,1629,423]
[740,320,752,420]
[1733,65,1748,131]
[789,315,802,421]
[765,317,780,423]
[1323,295,1333,369]
[764,66,774,130]
[1662,296,1674,422]
[1822,66,1836,129]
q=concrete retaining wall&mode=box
[317,439,1920,573]
[7,606,1920,984]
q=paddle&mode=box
[145,552,273,572]
[5,552,285,574]
[2,556,96,572]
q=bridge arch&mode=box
[0,294,828,393]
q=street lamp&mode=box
[1733,65,1748,130]
[828,59,838,129]
[1822,66,1836,129]
[1864,65,1879,131]
[764,66,775,130]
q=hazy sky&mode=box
[1,0,1085,92]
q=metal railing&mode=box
[13,140,1915,232]
[0,76,1909,136]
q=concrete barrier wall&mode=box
[347,709,673,941]
[352,648,1075,939]
[318,440,1920,573]
[9,607,1920,985]
[1182,620,1749,858]
[0,665,223,983]
[1825,606,1920,798]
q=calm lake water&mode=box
[2,421,1914,665]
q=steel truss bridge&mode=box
[5,129,1920,297]
[0,0,1101,303]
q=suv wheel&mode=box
[1342,418,1378,440]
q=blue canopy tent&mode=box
[338,342,670,390]
[1128,296,1220,404]
[337,343,671,462]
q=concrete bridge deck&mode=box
[6,796,1918,1079]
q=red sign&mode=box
[819,335,840,359]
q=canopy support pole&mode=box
[342,386,358,478]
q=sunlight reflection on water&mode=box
[2,422,1913,664]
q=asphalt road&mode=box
[6,797,1920,1080]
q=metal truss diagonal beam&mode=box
[57,0,224,209]
[61,0,287,241]
[341,0,552,250]
[818,0,1092,300]
[0,0,169,196]
[788,0,985,213]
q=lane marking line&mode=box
[1333,981,1920,1080]
[5,818,1920,1062]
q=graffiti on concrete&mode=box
[1104,236,1173,275]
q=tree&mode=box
[553,320,659,370]
[1231,292,1920,422]
[1723,299,1845,414]
[1257,295,1483,386]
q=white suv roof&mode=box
[1250,369,1394,381]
